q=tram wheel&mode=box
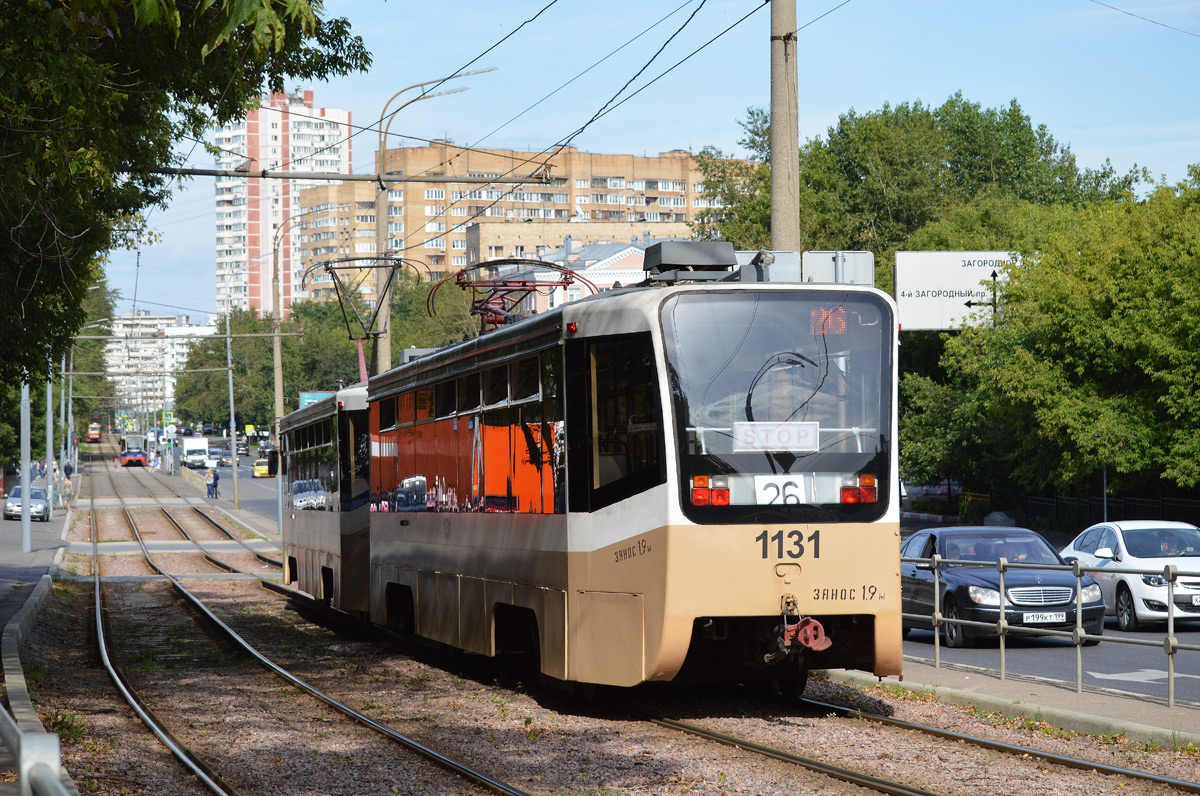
[773,655,810,699]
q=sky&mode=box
[104,0,1200,324]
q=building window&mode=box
[575,179,589,188]
[425,188,445,200]
[425,205,443,216]
[426,237,445,249]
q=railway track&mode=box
[81,461,535,795]
[38,449,1199,795]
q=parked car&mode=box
[901,526,1105,648]
[236,440,249,456]
[1061,521,1200,631]
[4,485,49,521]
[252,459,271,478]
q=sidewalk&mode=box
[828,655,1200,750]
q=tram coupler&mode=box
[764,594,831,664]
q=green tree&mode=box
[0,0,370,386]
[694,95,1142,291]
[900,170,1200,497]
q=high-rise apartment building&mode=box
[213,90,352,318]
[293,143,714,297]
[104,310,215,417]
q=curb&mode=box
[825,668,1200,750]
[901,511,959,523]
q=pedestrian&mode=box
[212,467,220,499]
[205,467,215,498]
[62,461,74,506]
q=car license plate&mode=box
[1023,612,1066,623]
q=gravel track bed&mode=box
[194,506,267,542]
[196,581,1200,796]
[19,572,1200,795]
[166,510,230,543]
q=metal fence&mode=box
[2,575,72,796]
[1021,495,1200,537]
[901,553,1200,708]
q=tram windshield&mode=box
[661,290,892,523]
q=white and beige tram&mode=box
[345,241,902,690]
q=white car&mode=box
[1061,520,1200,630]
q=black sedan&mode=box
[900,526,1105,648]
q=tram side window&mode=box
[378,397,398,432]
[566,333,664,512]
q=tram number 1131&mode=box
[756,529,820,560]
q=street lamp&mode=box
[374,69,494,374]
[267,203,349,445]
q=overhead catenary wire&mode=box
[387,0,772,257]
[272,0,564,173]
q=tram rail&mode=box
[88,461,536,796]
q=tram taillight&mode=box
[840,473,877,504]
[691,475,729,506]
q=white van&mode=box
[182,437,209,469]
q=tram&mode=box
[280,386,371,612]
[119,434,149,466]
[282,241,901,691]
[86,422,102,443]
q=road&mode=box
[903,619,1200,703]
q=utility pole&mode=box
[20,383,31,552]
[45,370,54,517]
[225,317,240,508]
[769,0,801,252]
[59,354,66,468]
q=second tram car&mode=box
[86,422,102,443]
[282,242,901,690]
[280,386,371,612]
[119,434,149,466]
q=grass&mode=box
[44,708,88,745]
[866,681,935,703]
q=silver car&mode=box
[4,485,49,521]
[1061,521,1200,630]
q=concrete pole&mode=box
[45,372,54,516]
[272,237,285,447]
[769,0,801,252]
[375,166,391,376]
[20,382,31,552]
[59,354,66,465]
[225,318,240,508]
[67,351,75,469]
